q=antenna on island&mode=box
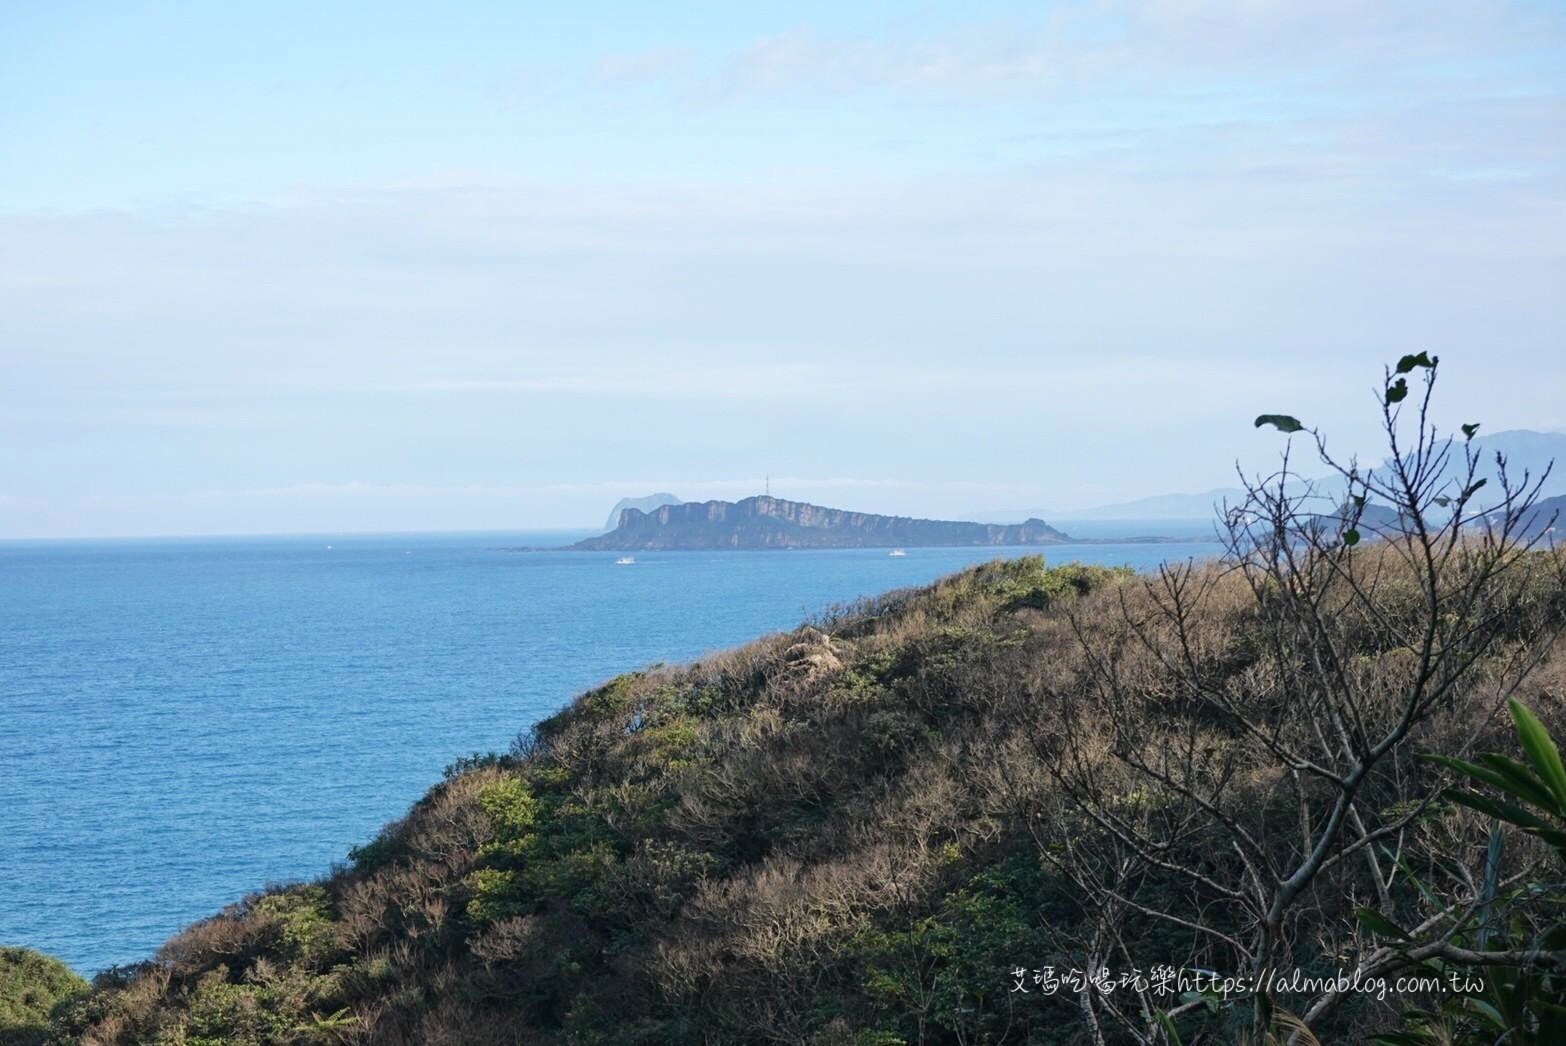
[765,474,770,497]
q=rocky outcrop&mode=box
[781,627,843,686]
[603,493,683,531]
[569,496,1072,550]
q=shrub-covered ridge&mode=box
[39,553,1566,1043]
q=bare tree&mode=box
[1031,357,1565,1040]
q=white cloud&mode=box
[594,0,1557,103]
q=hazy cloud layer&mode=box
[1,1,1562,536]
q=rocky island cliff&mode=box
[601,492,682,531]
[570,495,1072,550]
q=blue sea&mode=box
[0,525,1220,974]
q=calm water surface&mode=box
[0,526,1219,972]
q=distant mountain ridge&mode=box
[572,496,1072,550]
[603,493,682,531]
[980,429,1565,521]
[1503,493,1565,541]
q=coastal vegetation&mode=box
[16,359,1566,1043]
[0,948,87,1046]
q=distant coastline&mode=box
[495,533,1196,552]
[566,496,1070,551]
[490,502,1203,552]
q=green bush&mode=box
[253,886,338,967]
[0,948,87,1046]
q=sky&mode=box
[2,1,1564,537]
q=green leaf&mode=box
[1344,529,1361,546]
[1254,414,1304,433]
[1477,825,1504,952]
[1463,999,1509,1030]
[1155,1011,1184,1046]
[1462,422,1481,439]
[1476,753,1559,811]
[1461,478,1488,501]
[1357,907,1410,941]
[1446,790,1554,834]
[1180,989,1221,1015]
[1433,496,1451,507]
[1352,495,1366,509]
[1421,752,1486,776]
[1395,352,1436,374]
[1511,699,1566,809]
[1423,751,1557,811]
[1386,378,1409,405]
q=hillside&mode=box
[38,549,1566,1044]
[1512,493,1565,540]
[571,496,1072,550]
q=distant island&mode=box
[569,495,1072,550]
[603,492,683,531]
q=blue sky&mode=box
[2,1,1564,536]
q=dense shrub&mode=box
[0,949,87,1046]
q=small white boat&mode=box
[888,549,907,557]
[615,556,636,565]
